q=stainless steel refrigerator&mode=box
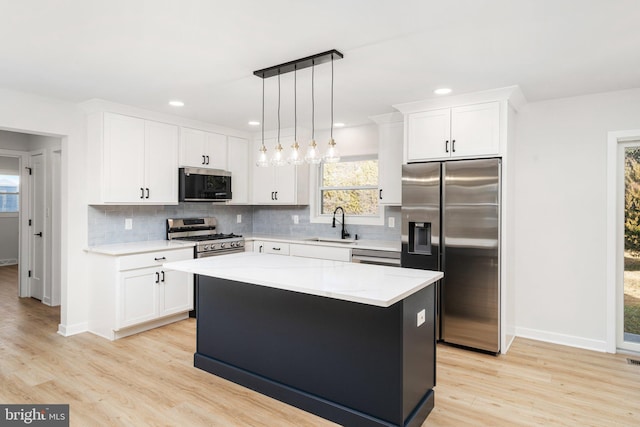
[401,158,500,353]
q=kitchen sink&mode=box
[304,237,356,244]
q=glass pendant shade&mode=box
[305,140,322,164]
[256,144,268,167]
[323,138,340,163]
[270,142,286,166]
[288,141,304,165]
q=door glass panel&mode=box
[624,147,640,343]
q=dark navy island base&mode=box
[194,275,436,427]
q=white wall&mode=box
[0,87,88,335]
[514,88,640,351]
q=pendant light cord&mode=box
[311,62,315,140]
[294,69,297,142]
[261,76,265,147]
[330,55,334,140]
[277,72,281,143]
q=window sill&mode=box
[309,212,384,226]
[0,212,19,218]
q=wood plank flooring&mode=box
[1,264,639,426]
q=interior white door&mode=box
[29,153,45,301]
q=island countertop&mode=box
[164,252,442,307]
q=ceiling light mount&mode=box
[253,50,343,79]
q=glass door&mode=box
[621,145,640,351]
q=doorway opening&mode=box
[0,130,62,320]
[623,145,640,349]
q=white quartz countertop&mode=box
[164,252,442,307]
[245,235,401,252]
[85,240,196,256]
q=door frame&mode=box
[607,129,640,353]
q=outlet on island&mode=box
[417,309,426,327]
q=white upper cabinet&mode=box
[227,136,249,204]
[404,101,500,162]
[89,112,179,204]
[180,127,228,169]
[375,118,403,206]
[251,137,309,205]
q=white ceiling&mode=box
[1,0,639,133]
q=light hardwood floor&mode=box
[1,264,639,426]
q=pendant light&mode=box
[256,77,268,167]
[270,73,286,166]
[304,62,322,164]
[323,54,340,163]
[287,68,304,165]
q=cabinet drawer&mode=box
[118,248,193,271]
[290,244,351,262]
[263,242,290,255]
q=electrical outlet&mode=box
[292,215,299,224]
[237,214,242,223]
[125,218,133,230]
[417,309,426,327]
[388,217,395,228]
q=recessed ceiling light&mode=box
[434,88,452,95]
[334,122,345,128]
[169,100,185,107]
[248,121,260,126]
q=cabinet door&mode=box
[103,113,146,202]
[228,136,249,204]
[180,128,207,167]
[406,108,451,161]
[450,102,500,157]
[253,240,265,253]
[118,268,158,329]
[251,139,277,204]
[273,163,297,204]
[158,270,193,316]
[378,121,403,205]
[205,132,228,170]
[145,120,179,204]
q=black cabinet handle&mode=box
[145,188,150,199]
[161,271,165,282]
[379,189,383,200]
[140,187,144,199]
[274,191,278,200]
[273,247,281,251]
[259,245,263,253]
[445,140,449,153]
[155,272,160,283]
[202,155,206,165]
[34,232,42,237]
[154,256,166,261]
[206,155,210,165]
[452,139,456,153]
[271,191,274,200]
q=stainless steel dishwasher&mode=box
[351,248,401,267]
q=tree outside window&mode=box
[0,174,19,213]
[320,157,378,216]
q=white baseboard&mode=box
[0,259,17,266]
[515,326,608,353]
[58,322,88,337]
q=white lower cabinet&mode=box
[252,240,351,261]
[254,240,290,255]
[88,246,193,340]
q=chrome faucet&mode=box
[332,206,350,239]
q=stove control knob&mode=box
[203,244,209,250]
[230,242,236,248]
[220,243,226,248]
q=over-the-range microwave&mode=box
[178,167,232,202]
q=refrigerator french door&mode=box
[401,158,501,353]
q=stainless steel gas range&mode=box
[166,217,245,317]
[166,217,245,257]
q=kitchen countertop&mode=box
[84,240,196,256]
[164,252,441,307]
[244,235,401,252]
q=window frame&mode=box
[0,170,20,217]
[309,154,384,226]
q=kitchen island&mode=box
[164,252,443,427]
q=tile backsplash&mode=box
[88,204,401,246]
